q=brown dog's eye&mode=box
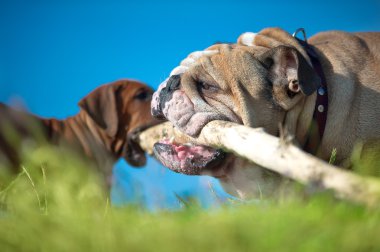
[134,90,152,101]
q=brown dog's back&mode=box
[0,103,50,172]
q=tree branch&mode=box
[138,121,380,208]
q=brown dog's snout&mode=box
[151,75,181,120]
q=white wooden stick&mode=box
[138,121,380,208]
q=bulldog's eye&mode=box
[200,82,210,90]
[198,81,218,92]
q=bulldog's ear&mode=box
[78,84,119,137]
[259,45,321,96]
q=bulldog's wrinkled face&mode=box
[151,42,320,176]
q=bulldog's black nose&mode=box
[152,75,181,119]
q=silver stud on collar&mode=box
[318,105,324,113]
[318,87,325,96]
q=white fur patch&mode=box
[240,32,257,46]
[188,50,218,60]
[170,65,189,76]
[180,57,196,67]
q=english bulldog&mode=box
[151,28,380,198]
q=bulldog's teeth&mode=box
[183,142,193,147]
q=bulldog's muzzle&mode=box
[150,73,227,176]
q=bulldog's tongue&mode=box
[153,139,225,175]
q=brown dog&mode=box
[0,79,157,188]
[151,28,380,198]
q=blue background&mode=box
[1,0,379,208]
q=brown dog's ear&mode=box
[78,84,119,137]
[258,45,321,96]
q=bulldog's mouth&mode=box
[153,138,225,175]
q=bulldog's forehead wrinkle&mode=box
[199,56,228,90]
[168,50,220,79]
[240,32,257,46]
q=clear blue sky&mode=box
[1,0,379,208]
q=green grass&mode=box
[0,145,380,252]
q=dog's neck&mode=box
[283,93,317,147]
[79,111,128,160]
[42,112,121,172]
